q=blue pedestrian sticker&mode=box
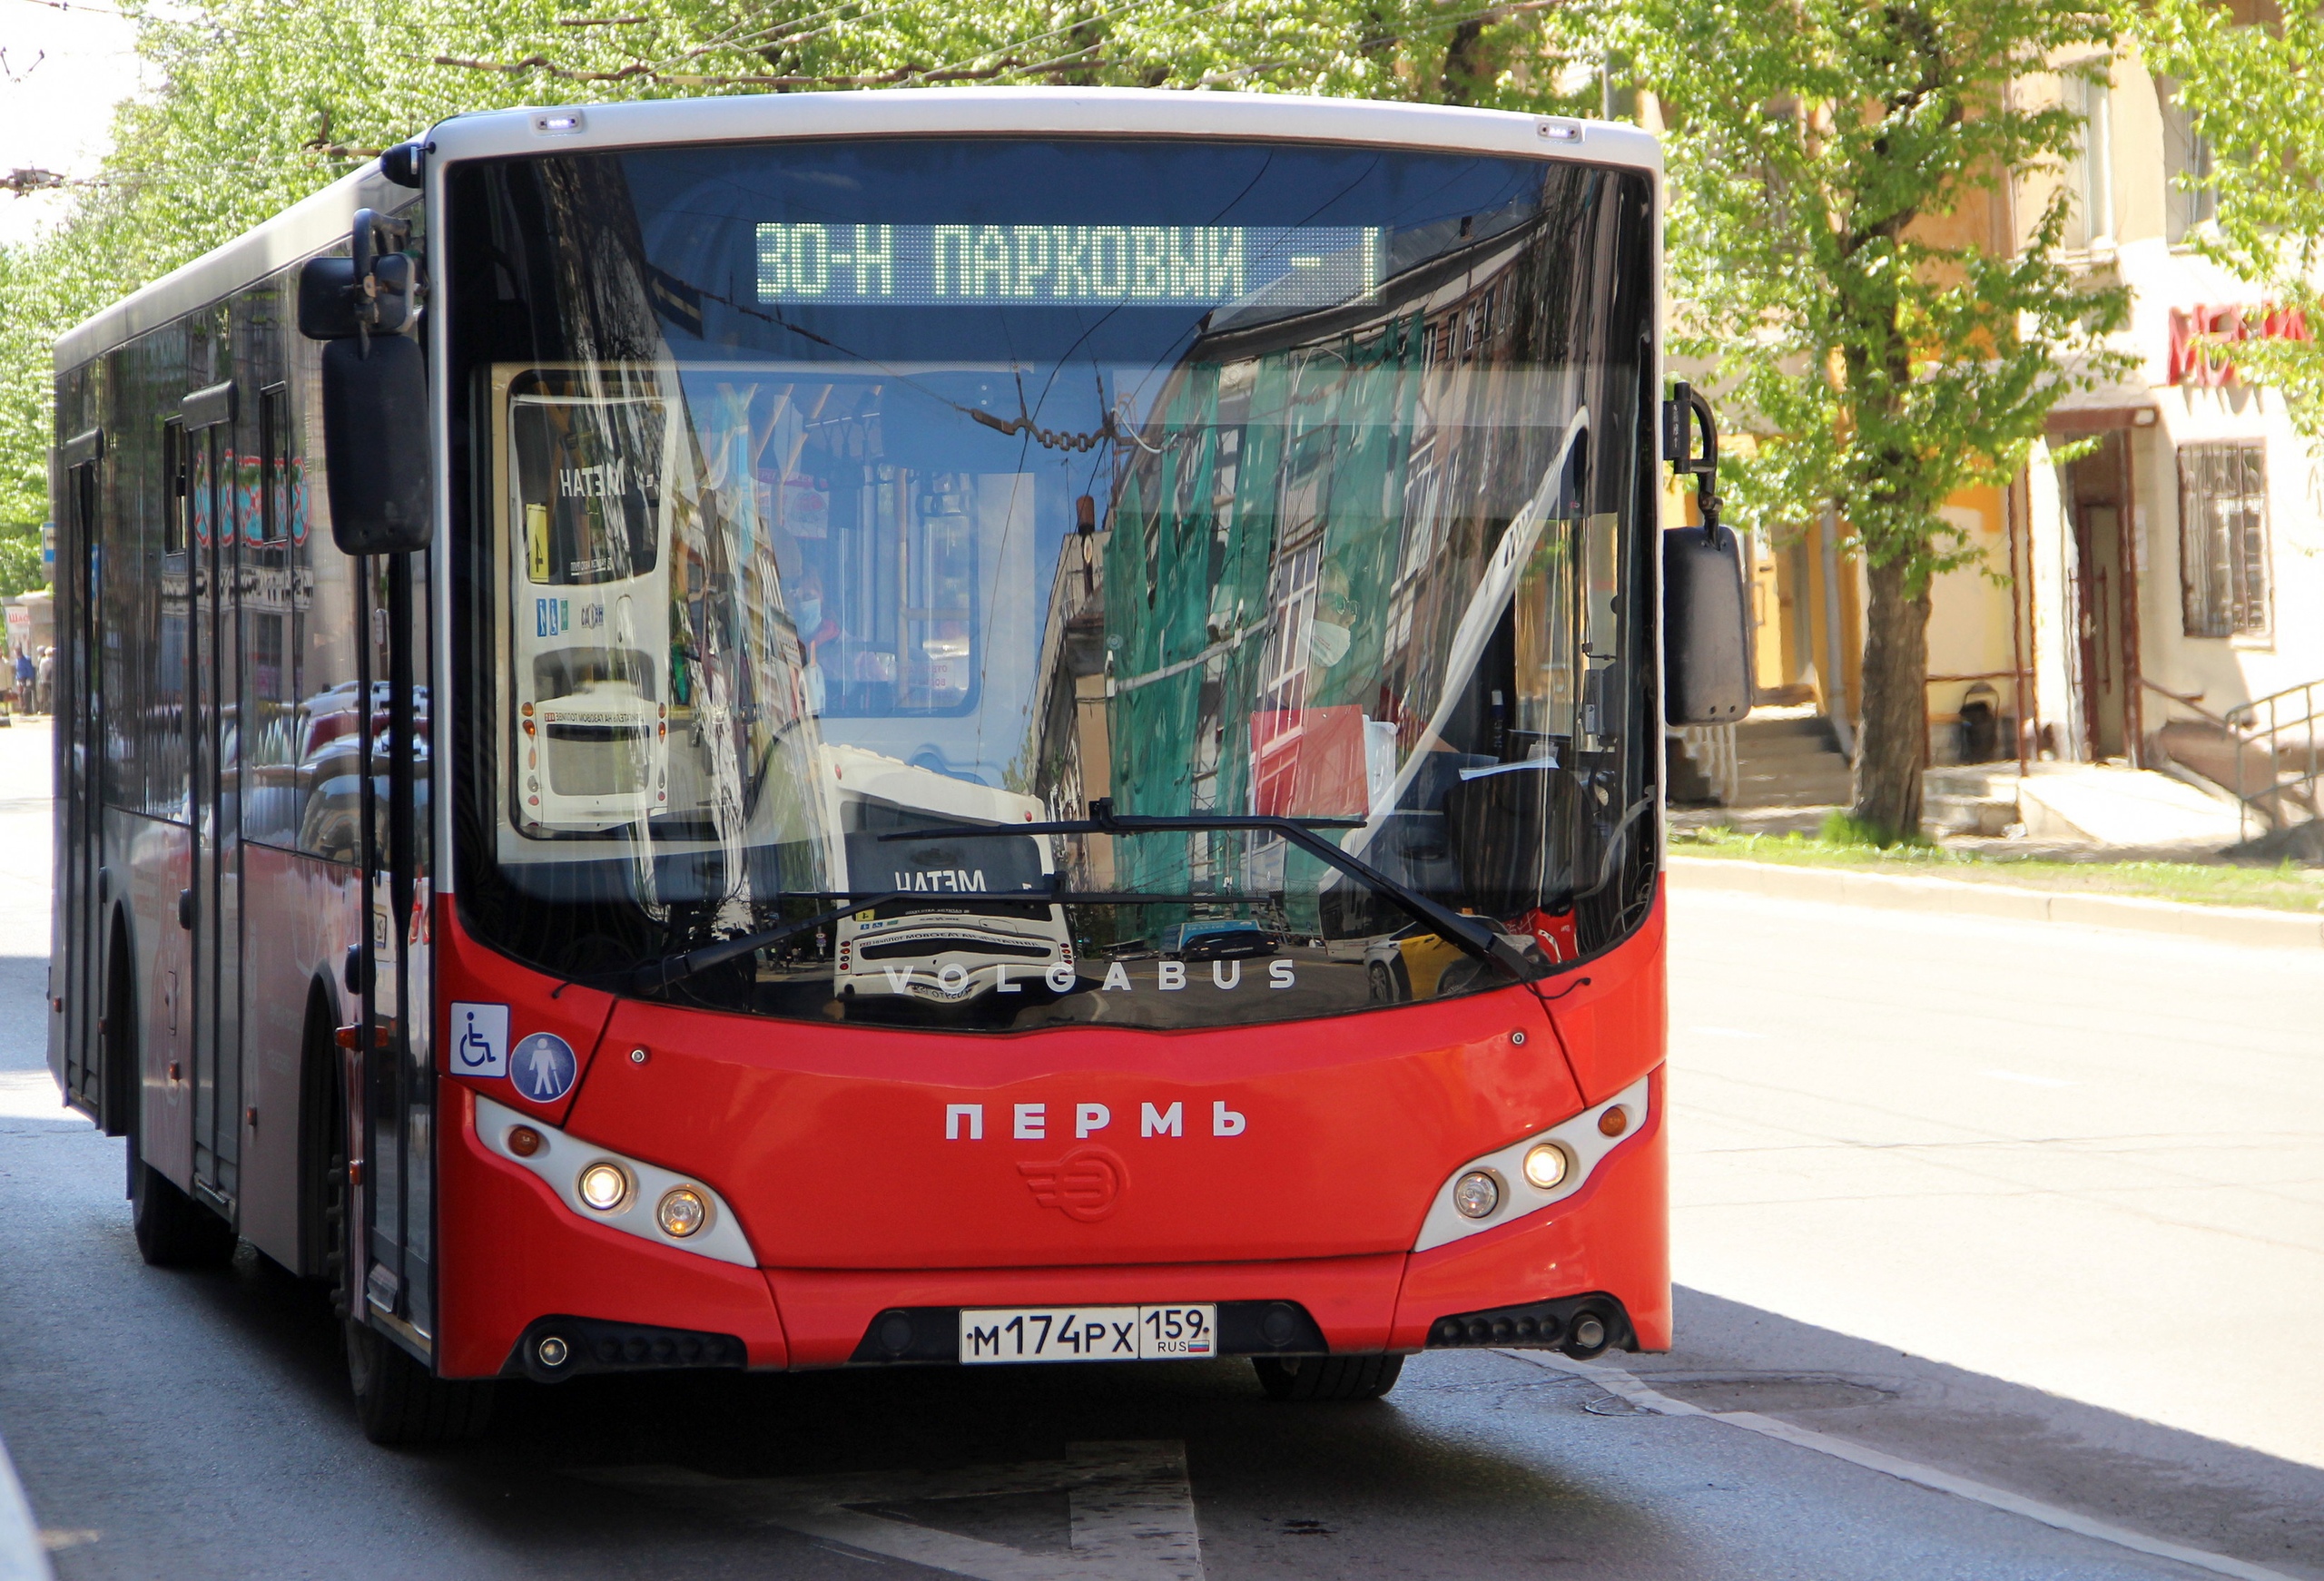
[511,1032,578,1104]
[449,1002,509,1078]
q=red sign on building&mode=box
[2167,303,2312,387]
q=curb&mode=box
[0,1435,51,1581]
[1666,854,2324,950]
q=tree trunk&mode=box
[1849,555,1930,841]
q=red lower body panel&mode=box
[435,1085,791,1378]
[435,1069,1667,1375]
[1388,1066,1669,1350]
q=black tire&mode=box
[346,1320,496,1447]
[123,1005,237,1270]
[1253,1353,1405,1401]
[131,1157,240,1268]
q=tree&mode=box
[2140,0,2324,436]
[1598,0,2130,840]
[0,0,1587,538]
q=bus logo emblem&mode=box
[1019,1147,1126,1223]
[512,1032,578,1104]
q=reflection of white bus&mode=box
[501,374,675,834]
[821,745,1075,1007]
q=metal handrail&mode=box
[2150,677,2324,840]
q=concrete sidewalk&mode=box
[1668,852,2324,949]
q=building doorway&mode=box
[2062,428,2143,763]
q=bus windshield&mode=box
[447,136,1659,1031]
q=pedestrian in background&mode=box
[12,649,30,714]
[34,646,54,715]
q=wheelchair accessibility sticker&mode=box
[512,1032,579,1104]
[450,1003,509,1079]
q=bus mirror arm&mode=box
[1661,382,1751,725]
[883,803,1546,986]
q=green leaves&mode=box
[1600,0,2127,590]
[2141,0,2324,436]
[0,0,1604,542]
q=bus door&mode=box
[182,383,241,1209]
[355,551,435,1344]
[51,429,111,1128]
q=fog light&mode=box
[577,1161,631,1213]
[507,1125,543,1158]
[537,1334,568,1367]
[656,1186,709,1239]
[1522,1143,1569,1190]
[1598,1105,1630,1138]
[1453,1170,1501,1219]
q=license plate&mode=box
[958,1304,1217,1363]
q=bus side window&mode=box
[241,384,307,849]
[290,396,364,864]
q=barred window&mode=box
[2179,442,2270,638]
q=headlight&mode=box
[656,1186,710,1239]
[1522,1144,1570,1191]
[577,1161,632,1213]
[1453,1170,1501,1219]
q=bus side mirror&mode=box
[302,208,431,555]
[1662,382,1749,724]
[320,335,431,555]
[1663,525,1750,723]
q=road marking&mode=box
[1508,1351,2298,1581]
[1983,1069,2076,1088]
[0,1429,53,1581]
[586,1439,1202,1581]
[1689,1026,1769,1040]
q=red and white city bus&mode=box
[47,89,1747,1443]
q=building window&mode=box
[2158,79,2216,246]
[2179,442,2269,638]
[2060,68,2115,251]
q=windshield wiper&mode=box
[881,799,1545,983]
[596,890,920,997]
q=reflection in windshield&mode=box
[450,138,1658,1031]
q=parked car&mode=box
[1157,918,1278,961]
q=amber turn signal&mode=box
[1598,1105,1630,1138]
[507,1125,543,1158]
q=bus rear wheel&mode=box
[130,1158,238,1269]
[345,1321,495,1447]
[1252,1353,1404,1402]
[123,1019,236,1270]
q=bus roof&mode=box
[57,88,1659,373]
[424,87,1659,176]
[54,161,417,371]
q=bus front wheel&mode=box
[1252,1354,1404,1402]
[345,1321,495,1447]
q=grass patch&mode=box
[1667,825,2324,913]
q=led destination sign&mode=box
[755,223,1384,308]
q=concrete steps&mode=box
[1732,713,1854,809]
[1924,765,2021,836]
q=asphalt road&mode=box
[2,716,2319,1580]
